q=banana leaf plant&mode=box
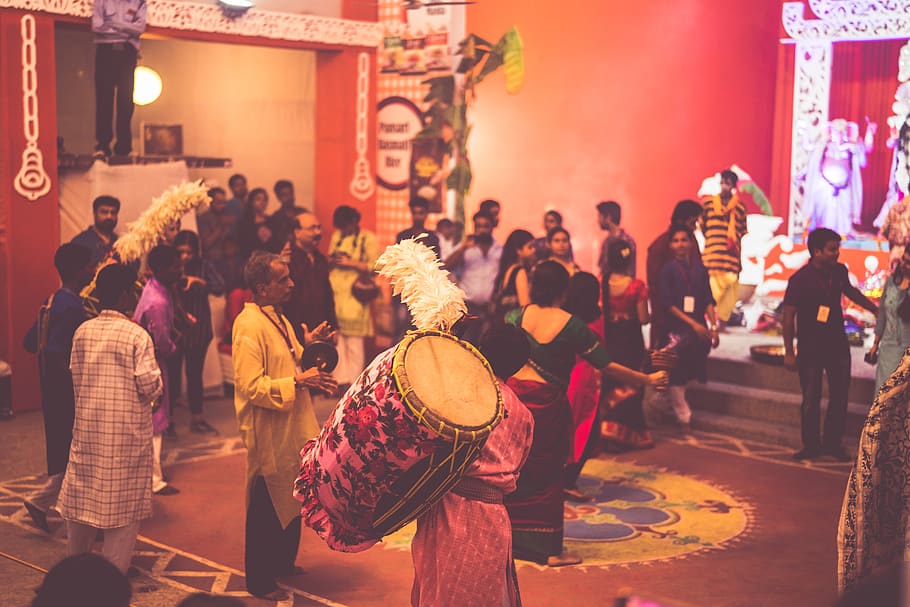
[417,26,524,226]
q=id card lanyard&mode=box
[257,305,299,365]
[675,261,696,314]
[813,267,835,324]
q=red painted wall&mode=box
[0,11,60,410]
[466,1,781,272]
[315,49,378,251]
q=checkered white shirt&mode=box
[58,310,163,528]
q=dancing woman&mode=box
[600,239,653,450]
[505,261,667,566]
[562,271,606,501]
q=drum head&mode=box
[396,332,501,434]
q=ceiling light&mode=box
[218,0,255,18]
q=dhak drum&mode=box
[295,329,502,553]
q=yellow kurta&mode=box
[329,229,378,337]
[232,302,320,528]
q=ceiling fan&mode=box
[402,0,476,9]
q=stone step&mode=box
[685,381,870,443]
[688,410,861,451]
[706,355,875,405]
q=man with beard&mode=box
[71,195,123,270]
[286,211,336,346]
[21,244,95,532]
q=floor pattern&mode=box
[381,458,751,570]
[0,430,849,604]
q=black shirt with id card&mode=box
[658,259,715,336]
[783,262,850,357]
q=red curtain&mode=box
[829,39,904,230]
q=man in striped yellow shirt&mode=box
[702,169,747,326]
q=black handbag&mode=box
[350,234,380,304]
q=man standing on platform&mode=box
[232,251,336,601]
[783,228,878,461]
[21,244,94,532]
[71,195,122,270]
[58,263,163,574]
[702,170,747,327]
[92,0,147,159]
[597,201,636,278]
[287,211,336,346]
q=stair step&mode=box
[688,410,861,451]
[685,381,870,437]
[706,356,875,404]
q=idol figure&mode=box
[802,118,876,236]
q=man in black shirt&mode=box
[782,228,877,461]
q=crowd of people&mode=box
[18,165,899,604]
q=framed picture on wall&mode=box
[141,124,183,156]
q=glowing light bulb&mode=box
[133,66,162,106]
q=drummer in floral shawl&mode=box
[411,324,534,607]
[232,251,336,601]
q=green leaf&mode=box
[447,159,472,193]
[421,76,455,105]
[740,181,773,216]
[474,49,504,84]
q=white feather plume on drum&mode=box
[294,238,503,552]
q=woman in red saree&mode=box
[600,239,654,451]
[563,272,606,501]
[504,262,667,566]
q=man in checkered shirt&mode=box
[57,263,163,573]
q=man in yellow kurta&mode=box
[232,251,337,601]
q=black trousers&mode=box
[245,475,301,596]
[797,346,851,451]
[95,42,137,155]
[40,354,75,476]
[167,344,208,415]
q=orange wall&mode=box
[466,1,781,272]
